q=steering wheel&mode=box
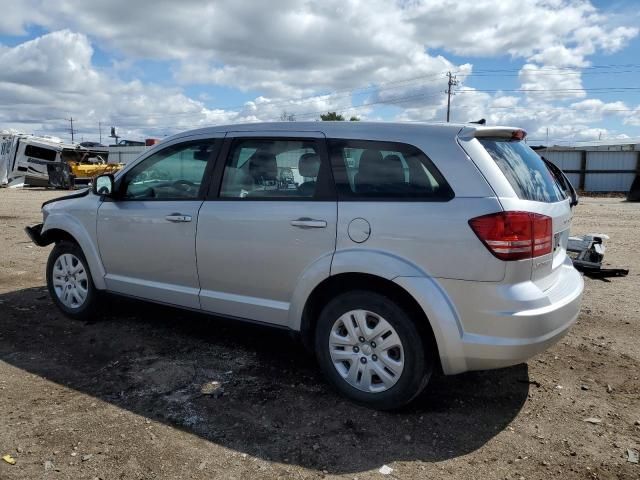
[173,179,197,192]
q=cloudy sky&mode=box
[0,0,639,145]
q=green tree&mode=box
[320,111,345,121]
[349,116,360,121]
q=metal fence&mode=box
[107,146,149,165]
[542,146,640,192]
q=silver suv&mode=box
[26,122,583,409]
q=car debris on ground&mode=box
[567,233,629,278]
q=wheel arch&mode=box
[42,214,106,290]
[42,228,79,246]
[299,272,442,371]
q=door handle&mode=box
[165,213,192,223]
[290,218,327,229]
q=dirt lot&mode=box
[0,188,638,480]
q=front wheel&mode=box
[315,291,432,410]
[46,241,99,321]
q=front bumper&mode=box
[25,223,52,247]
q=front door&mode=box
[97,137,221,308]
[196,133,337,326]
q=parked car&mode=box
[26,122,583,409]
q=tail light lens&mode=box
[469,211,553,261]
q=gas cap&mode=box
[348,218,371,243]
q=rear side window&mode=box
[479,139,565,202]
[329,139,454,200]
[219,138,331,199]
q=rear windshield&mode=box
[479,139,565,202]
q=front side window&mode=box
[219,139,324,199]
[329,139,454,200]
[122,140,216,200]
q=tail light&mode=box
[469,211,552,261]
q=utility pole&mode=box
[69,117,75,143]
[99,121,102,144]
[445,71,459,122]
[545,127,549,155]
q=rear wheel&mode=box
[46,241,98,321]
[315,290,432,409]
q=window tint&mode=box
[329,139,453,200]
[25,145,57,162]
[220,139,323,199]
[479,139,565,202]
[122,140,215,200]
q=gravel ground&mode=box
[0,187,638,480]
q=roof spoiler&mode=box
[457,126,527,141]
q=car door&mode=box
[196,132,337,326]
[97,136,222,309]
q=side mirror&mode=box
[569,191,579,208]
[93,174,115,197]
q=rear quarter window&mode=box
[329,139,454,201]
[479,139,565,203]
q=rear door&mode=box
[196,132,337,326]
[471,133,571,290]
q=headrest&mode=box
[358,149,384,174]
[381,154,405,182]
[248,151,277,180]
[299,152,320,178]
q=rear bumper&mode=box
[395,259,584,374]
[458,271,582,371]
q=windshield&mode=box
[479,139,566,203]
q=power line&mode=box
[114,91,446,129]
[90,64,640,121]
[454,105,638,113]
[453,63,640,74]
[456,87,640,93]
[9,62,640,135]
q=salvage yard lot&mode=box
[0,188,638,480]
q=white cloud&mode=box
[5,1,635,97]
[0,31,237,140]
[0,1,637,142]
[518,64,586,101]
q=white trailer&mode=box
[0,133,24,186]
[0,133,108,187]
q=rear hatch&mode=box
[472,129,572,290]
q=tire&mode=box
[46,241,99,321]
[315,290,432,410]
